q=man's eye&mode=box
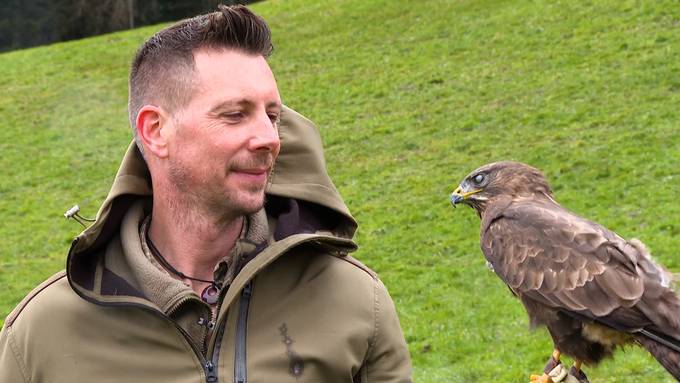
[221,112,244,122]
[221,112,243,119]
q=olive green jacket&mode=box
[0,107,412,383]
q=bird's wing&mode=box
[481,200,649,324]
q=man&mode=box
[0,5,412,382]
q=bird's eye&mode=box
[473,174,485,184]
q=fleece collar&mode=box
[133,206,270,313]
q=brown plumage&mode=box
[451,161,680,381]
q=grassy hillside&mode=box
[1,0,679,381]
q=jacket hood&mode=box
[67,106,357,293]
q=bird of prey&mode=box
[450,161,680,382]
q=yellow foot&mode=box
[529,373,553,383]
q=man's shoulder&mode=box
[291,244,380,282]
[334,253,378,280]
[4,270,79,329]
[270,244,390,299]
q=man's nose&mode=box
[248,112,280,152]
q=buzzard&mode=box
[450,161,680,382]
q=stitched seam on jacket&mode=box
[335,255,377,280]
[365,279,380,381]
[332,253,376,382]
[6,271,67,326]
[7,326,31,383]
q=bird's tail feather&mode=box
[636,332,680,380]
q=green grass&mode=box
[1,0,679,381]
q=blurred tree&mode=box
[0,0,257,52]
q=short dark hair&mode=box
[128,5,273,152]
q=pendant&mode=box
[201,284,220,305]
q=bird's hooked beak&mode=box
[450,184,482,207]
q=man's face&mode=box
[163,49,282,219]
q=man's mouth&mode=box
[229,155,275,184]
[230,165,272,184]
[234,168,269,175]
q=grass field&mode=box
[1,0,679,381]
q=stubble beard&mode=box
[166,153,272,225]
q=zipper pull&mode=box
[205,360,218,382]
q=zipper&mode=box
[204,360,218,383]
[102,301,215,382]
[166,295,224,382]
[106,301,220,382]
[68,240,221,383]
[205,310,227,383]
[234,282,253,383]
[148,309,217,383]
[165,294,196,317]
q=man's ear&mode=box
[136,105,169,158]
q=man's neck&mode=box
[147,196,244,289]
